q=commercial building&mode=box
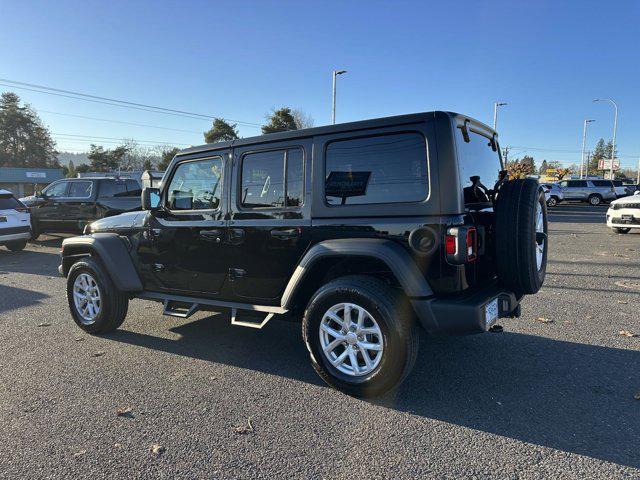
[0,167,65,197]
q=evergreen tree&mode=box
[204,118,239,143]
[589,138,607,173]
[158,147,180,171]
[538,159,549,175]
[262,107,297,134]
[66,160,76,178]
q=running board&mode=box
[231,310,275,329]
[163,300,199,318]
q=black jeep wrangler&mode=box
[60,112,548,397]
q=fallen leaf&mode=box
[619,330,638,338]
[37,322,51,327]
[75,337,84,342]
[536,317,554,324]
[115,406,133,418]
[92,351,106,357]
[634,392,640,400]
[113,443,122,449]
[150,444,165,456]
[234,418,254,434]
[73,449,87,457]
[617,300,628,304]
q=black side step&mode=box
[163,300,199,318]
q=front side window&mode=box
[43,181,69,198]
[325,132,428,206]
[456,130,502,206]
[240,148,303,209]
[167,157,223,210]
[68,181,92,198]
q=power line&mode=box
[0,78,262,127]
[52,132,190,145]
[40,109,204,134]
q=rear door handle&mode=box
[199,228,225,243]
[270,228,299,239]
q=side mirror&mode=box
[141,187,161,210]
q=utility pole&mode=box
[637,156,640,184]
[503,146,509,164]
[580,119,595,179]
[493,102,508,131]
[332,69,347,125]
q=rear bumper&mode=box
[411,284,521,335]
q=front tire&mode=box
[6,240,27,251]
[614,227,631,234]
[302,275,418,398]
[66,257,129,334]
[546,196,558,207]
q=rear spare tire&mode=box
[495,178,548,295]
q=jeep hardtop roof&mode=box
[176,111,498,158]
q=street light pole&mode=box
[332,69,347,125]
[593,98,618,179]
[493,102,508,131]
[580,119,595,179]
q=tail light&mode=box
[445,226,477,264]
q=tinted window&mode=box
[99,180,128,198]
[125,180,142,195]
[567,180,588,187]
[591,180,612,187]
[456,131,502,205]
[167,157,222,210]
[325,132,428,206]
[0,195,21,210]
[68,181,92,198]
[43,181,68,198]
[241,148,303,208]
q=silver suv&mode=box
[558,179,616,206]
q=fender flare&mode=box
[61,233,143,292]
[281,238,433,309]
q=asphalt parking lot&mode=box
[0,204,638,479]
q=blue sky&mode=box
[1,0,639,168]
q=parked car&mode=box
[21,177,141,238]
[0,189,31,251]
[557,179,616,205]
[611,180,632,198]
[59,112,548,397]
[541,183,564,207]
[624,184,640,195]
[606,190,640,234]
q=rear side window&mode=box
[68,181,92,198]
[456,131,502,206]
[99,180,128,198]
[0,194,21,210]
[240,148,303,209]
[591,180,612,187]
[325,132,428,206]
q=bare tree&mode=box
[291,108,314,129]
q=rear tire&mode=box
[302,275,418,398]
[588,194,602,206]
[6,240,27,251]
[547,196,558,207]
[495,179,548,295]
[614,227,631,234]
[66,257,129,334]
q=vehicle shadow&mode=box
[0,283,50,314]
[0,248,60,276]
[109,316,640,468]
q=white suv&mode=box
[0,189,31,251]
[607,191,640,234]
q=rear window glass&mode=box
[0,195,21,210]
[456,130,502,206]
[324,132,428,205]
[99,181,128,197]
[68,181,92,198]
[125,180,142,195]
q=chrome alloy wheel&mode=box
[535,200,546,271]
[319,303,384,377]
[73,273,102,325]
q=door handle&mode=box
[199,229,225,243]
[229,228,245,243]
[270,228,299,240]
